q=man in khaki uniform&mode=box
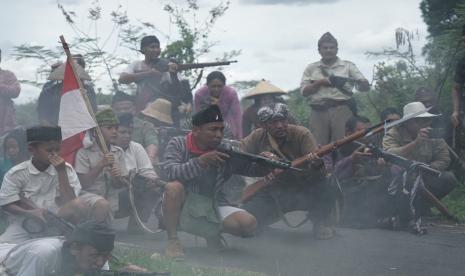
[75,109,127,222]
[300,32,369,145]
[382,102,457,217]
[241,103,336,239]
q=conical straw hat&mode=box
[141,98,174,125]
[48,62,91,81]
[243,80,286,100]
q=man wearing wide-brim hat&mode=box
[38,55,97,126]
[242,80,287,137]
[141,98,174,126]
[140,98,176,161]
[383,102,457,219]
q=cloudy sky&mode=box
[1,0,427,104]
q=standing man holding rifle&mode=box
[119,35,192,126]
[300,32,369,145]
[241,103,337,239]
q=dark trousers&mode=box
[393,171,457,223]
[242,178,336,229]
[416,171,457,215]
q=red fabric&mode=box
[61,132,85,166]
[59,58,86,164]
[186,132,210,155]
[61,59,80,95]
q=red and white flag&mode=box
[59,59,96,165]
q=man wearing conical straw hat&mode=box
[300,32,369,145]
[242,80,287,137]
[38,54,97,126]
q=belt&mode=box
[311,100,349,110]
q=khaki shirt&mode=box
[123,141,157,179]
[300,57,366,106]
[241,125,317,161]
[133,116,158,148]
[0,160,81,213]
[382,126,450,171]
[75,143,128,210]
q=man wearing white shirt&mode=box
[116,113,162,233]
[0,126,87,243]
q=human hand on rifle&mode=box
[316,78,331,87]
[27,208,47,224]
[258,152,287,174]
[49,153,66,171]
[307,152,324,169]
[351,145,372,163]
[167,62,178,73]
[259,151,279,160]
[198,151,230,168]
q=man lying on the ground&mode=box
[0,221,115,275]
[241,103,337,239]
[160,105,270,260]
[0,126,88,243]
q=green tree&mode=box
[420,0,461,37]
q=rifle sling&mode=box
[127,174,164,235]
[266,132,289,161]
[266,133,312,228]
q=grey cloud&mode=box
[240,0,340,5]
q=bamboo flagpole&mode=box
[59,35,109,154]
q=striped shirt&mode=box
[162,136,268,205]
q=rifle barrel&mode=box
[241,121,387,202]
[177,60,237,71]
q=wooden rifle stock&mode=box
[365,144,459,223]
[240,122,387,203]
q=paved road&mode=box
[116,212,465,276]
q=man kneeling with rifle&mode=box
[0,126,88,243]
[241,103,337,239]
[160,105,273,260]
[382,102,458,231]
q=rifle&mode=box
[240,121,388,203]
[18,196,75,235]
[364,144,459,223]
[156,60,238,72]
[217,143,302,172]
